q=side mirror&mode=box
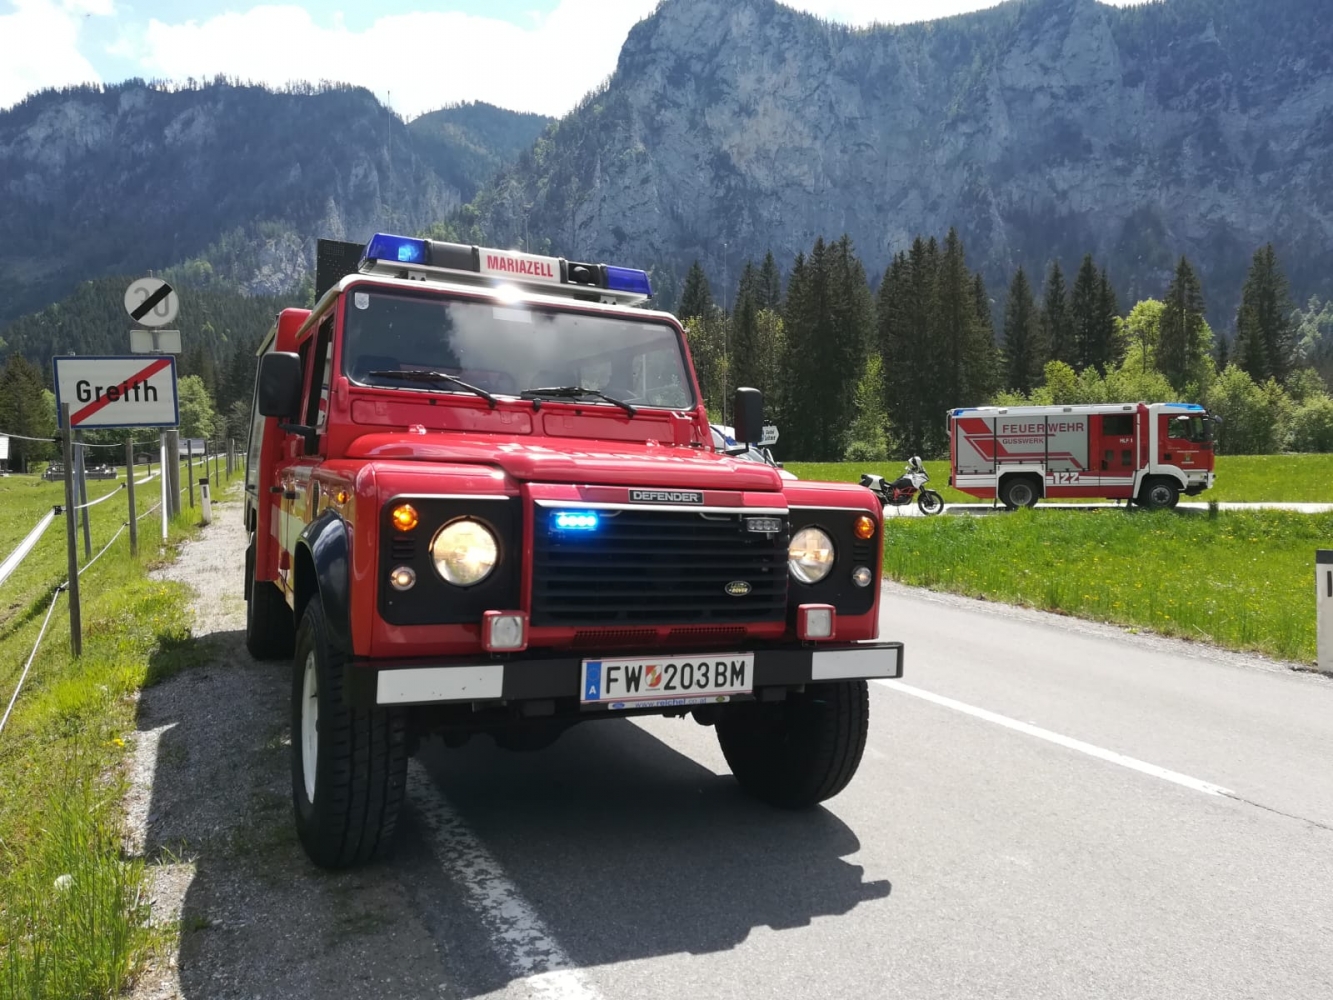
[732,387,764,445]
[258,352,302,418]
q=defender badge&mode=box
[725,580,752,597]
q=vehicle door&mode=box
[276,315,333,595]
[1093,413,1137,494]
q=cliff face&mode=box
[469,0,1333,319]
[0,82,467,325]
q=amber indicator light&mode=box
[391,504,419,532]
[854,515,875,540]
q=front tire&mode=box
[716,681,869,808]
[917,490,945,515]
[292,598,408,869]
[245,540,294,661]
[1139,478,1180,510]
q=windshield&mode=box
[342,288,694,409]
[1168,415,1213,443]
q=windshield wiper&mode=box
[366,369,498,408]
[520,385,637,416]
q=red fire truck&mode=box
[243,233,903,868]
[948,402,1217,509]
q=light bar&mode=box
[358,232,653,303]
[552,511,600,531]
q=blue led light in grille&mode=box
[552,511,600,531]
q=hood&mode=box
[346,433,785,491]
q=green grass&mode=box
[786,454,1333,503]
[0,464,239,999]
[881,508,1331,663]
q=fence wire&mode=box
[0,509,58,589]
[0,587,63,738]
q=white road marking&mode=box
[407,762,604,1000]
[876,680,1234,797]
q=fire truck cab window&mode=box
[342,289,694,410]
[1169,415,1210,441]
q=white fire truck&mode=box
[948,402,1217,509]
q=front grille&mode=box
[532,507,788,626]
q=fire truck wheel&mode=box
[1000,476,1040,510]
[716,680,869,809]
[1139,478,1181,510]
[245,542,294,661]
[291,597,408,869]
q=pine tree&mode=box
[756,251,783,311]
[1096,268,1121,370]
[1070,254,1101,371]
[1234,243,1296,384]
[968,271,1001,402]
[1159,256,1208,391]
[729,263,762,397]
[0,355,55,470]
[678,260,714,323]
[1003,267,1042,393]
[936,229,974,420]
[1041,261,1074,367]
[780,250,817,456]
[878,240,938,455]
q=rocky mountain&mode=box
[467,0,1333,325]
[0,82,547,330]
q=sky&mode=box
[0,0,1148,120]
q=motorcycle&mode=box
[860,457,945,515]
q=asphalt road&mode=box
[135,505,1333,1000]
[397,585,1333,1000]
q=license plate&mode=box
[580,653,754,706]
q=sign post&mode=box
[1319,550,1332,675]
[59,405,81,657]
[74,429,91,558]
[159,435,169,541]
[187,440,195,509]
[125,440,138,557]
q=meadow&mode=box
[0,461,231,998]
[878,507,1329,664]
[786,453,1333,504]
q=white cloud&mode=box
[0,0,107,109]
[0,0,1158,116]
[123,0,661,120]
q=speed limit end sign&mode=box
[124,277,179,328]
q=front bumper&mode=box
[344,641,904,709]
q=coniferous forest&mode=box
[2,228,1332,470]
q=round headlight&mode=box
[788,527,835,584]
[431,519,499,586]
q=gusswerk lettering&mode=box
[485,253,555,278]
[1000,421,1084,435]
[75,378,158,403]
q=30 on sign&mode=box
[581,653,754,703]
[53,356,180,430]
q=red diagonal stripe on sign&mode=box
[70,358,173,426]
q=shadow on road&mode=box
[404,719,893,994]
[133,629,891,999]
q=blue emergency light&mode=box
[552,511,600,531]
[363,233,428,265]
[605,265,653,297]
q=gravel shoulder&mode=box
[125,492,448,1000]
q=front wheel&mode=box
[292,598,408,868]
[716,681,869,808]
[1138,478,1180,510]
[917,490,945,515]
